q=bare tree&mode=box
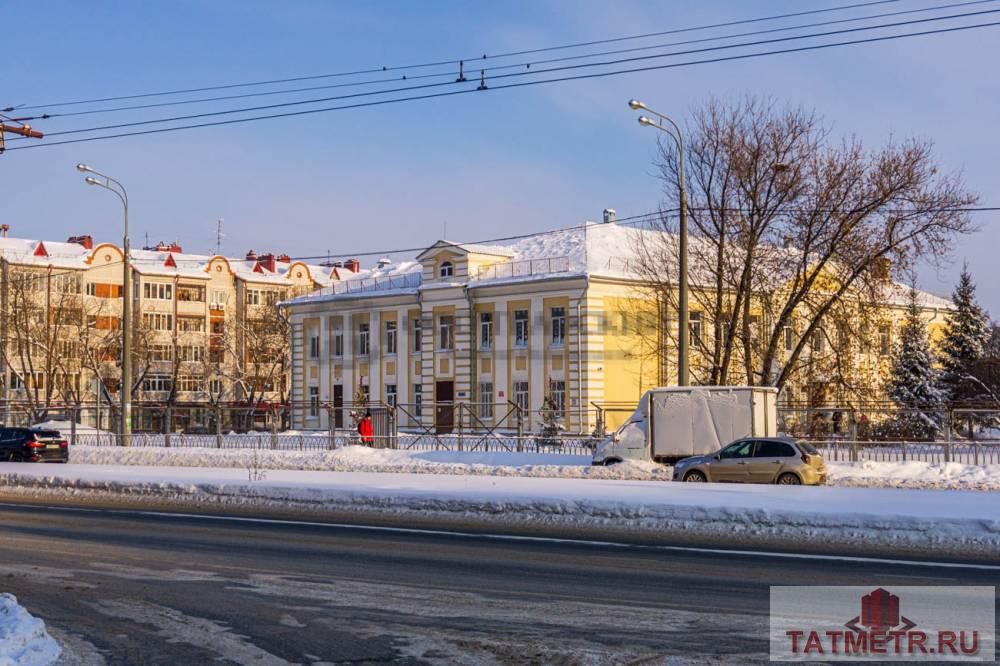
[630,95,977,400]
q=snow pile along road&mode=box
[829,460,1000,491]
[67,445,671,480]
[1,463,998,559]
[0,593,61,666]
[63,445,1000,490]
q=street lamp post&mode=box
[629,99,690,386]
[76,164,132,446]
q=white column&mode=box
[529,295,546,429]
[342,312,354,406]
[396,306,409,415]
[493,302,509,421]
[369,310,382,403]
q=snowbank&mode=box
[829,460,1000,491]
[66,445,669,480]
[1,463,998,559]
[61,445,1000,490]
[0,594,61,666]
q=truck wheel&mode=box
[777,473,801,486]
[683,470,707,482]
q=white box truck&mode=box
[592,386,778,466]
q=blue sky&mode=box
[3,0,999,313]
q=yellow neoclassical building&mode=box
[283,218,953,433]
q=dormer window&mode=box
[439,261,453,278]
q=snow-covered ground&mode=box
[0,462,998,559]
[0,594,61,666]
[65,444,670,480]
[61,444,1000,490]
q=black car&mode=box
[0,428,69,463]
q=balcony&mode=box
[476,256,572,281]
[323,271,422,296]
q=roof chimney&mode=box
[376,256,392,269]
[603,208,617,224]
[67,235,94,250]
[169,242,182,254]
[257,253,276,273]
[245,250,257,261]
[0,224,8,238]
[277,253,291,263]
[344,258,360,273]
[873,257,892,284]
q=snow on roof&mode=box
[0,235,340,287]
[285,221,957,310]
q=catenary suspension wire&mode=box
[16,7,1000,142]
[22,0,993,122]
[12,0,901,111]
[6,18,1000,152]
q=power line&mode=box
[13,7,1000,144]
[11,0,901,112]
[24,0,991,122]
[7,17,1000,152]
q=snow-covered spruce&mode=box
[886,286,948,439]
[0,594,61,666]
[939,266,993,406]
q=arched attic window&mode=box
[439,260,454,278]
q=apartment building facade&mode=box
[284,220,954,434]
[0,232,352,430]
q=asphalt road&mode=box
[1,500,997,665]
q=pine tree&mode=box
[888,287,946,438]
[938,265,990,404]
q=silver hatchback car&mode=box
[672,437,827,485]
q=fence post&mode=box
[327,406,335,451]
[516,407,524,453]
[457,405,464,452]
[970,415,979,466]
[944,413,952,463]
[270,419,278,450]
[215,404,223,449]
[70,406,77,447]
[850,439,858,464]
[901,440,907,462]
[299,434,304,451]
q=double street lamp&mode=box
[629,99,690,386]
[76,164,132,447]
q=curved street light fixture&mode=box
[629,99,690,386]
[76,163,132,447]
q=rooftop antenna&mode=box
[215,218,224,256]
[144,231,149,248]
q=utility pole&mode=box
[0,119,44,153]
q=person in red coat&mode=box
[358,411,374,445]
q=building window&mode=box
[149,344,173,362]
[142,313,174,331]
[549,380,566,414]
[439,261,453,278]
[209,290,227,310]
[479,312,493,350]
[358,322,370,356]
[514,381,529,413]
[783,325,795,352]
[514,310,529,348]
[477,382,494,419]
[142,374,172,393]
[246,289,261,306]
[413,384,423,417]
[333,329,344,357]
[143,282,173,300]
[550,307,566,347]
[178,345,205,362]
[878,324,891,356]
[178,316,204,332]
[438,315,454,350]
[811,329,826,354]
[177,284,204,302]
[209,379,224,397]
[385,383,397,407]
[385,321,397,355]
[309,387,319,417]
[688,311,703,346]
[413,318,422,352]
[309,334,320,359]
